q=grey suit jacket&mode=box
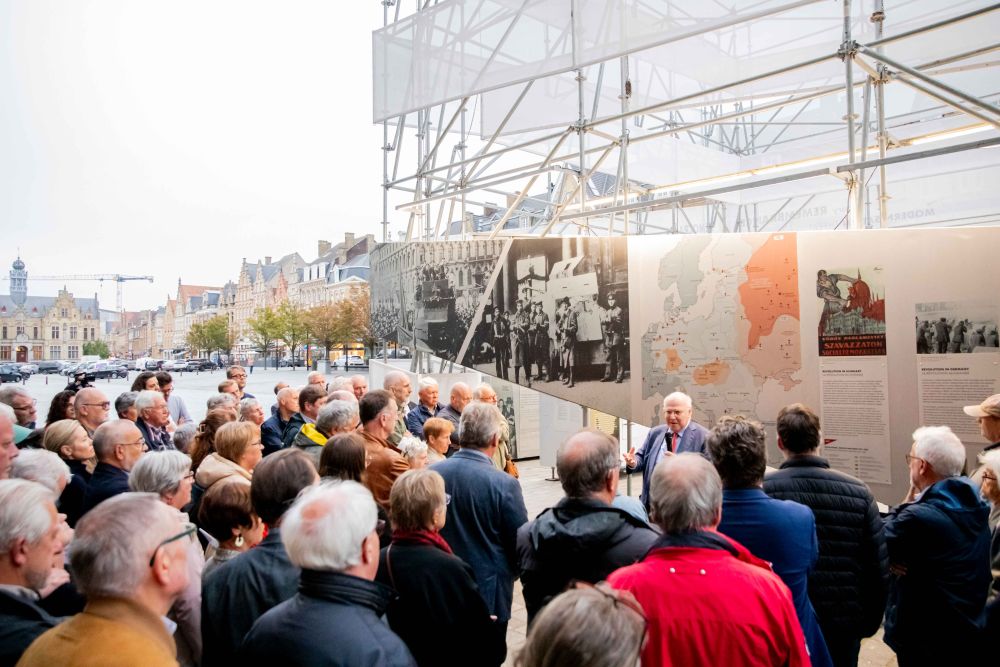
[629,421,709,510]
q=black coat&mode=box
[260,414,287,456]
[239,569,416,667]
[202,529,300,666]
[59,459,91,527]
[0,590,62,667]
[376,541,500,667]
[136,417,173,451]
[883,477,991,663]
[763,455,889,641]
[280,412,306,449]
[80,462,129,516]
[516,497,659,624]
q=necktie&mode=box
[671,431,678,453]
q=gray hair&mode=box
[417,377,439,392]
[307,371,326,385]
[207,393,239,411]
[913,426,966,478]
[128,450,192,498]
[457,402,503,449]
[133,390,164,413]
[383,370,408,390]
[328,376,353,392]
[115,391,139,416]
[472,383,496,401]
[70,492,181,599]
[327,390,357,403]
[10,449,71,494]
[557,430,619,498]
[0,385,31,408]
[980,449,1000,482]
[649,453,722,533]
[282,480,377,571]
[92,420,136,460]
[663,391,693,409]
[240,397,262,418]
[0,479,55,553]
[0,404,14,421]
[398,436,427,463]
[316,400,359,435]
[172,422,198,454]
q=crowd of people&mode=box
[1,368,999,666]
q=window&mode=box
[1,326,5,339]
[15,325,24,336]
[51,327,59,340]
[83,327,88,340]
[70,326,77,339]
[60,308,68,318]
[32,346,42,360]
[49,346,61,359]
[32,326,38,339]
[0,346,9,360]
[67,345,79,360]
[90,327,95,340]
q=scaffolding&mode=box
[374,1,1000,241]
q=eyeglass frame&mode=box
[983,472,998,482]
[12,399,37,411]
[82,402,111,410]
[904,453,925,466]
[149,523,197,567]
[119,438,148,451]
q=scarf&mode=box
[391,529,453,554]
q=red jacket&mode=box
[607,531,811,667]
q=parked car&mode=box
[88,362,128,380]
[37,361,64,375]
[61,363,81,376]
[0,364,23,383]
[278,358,305,368]
[190,359,217,371]
[144,360,163,371]
[18,363,38,376]
[335,355,367,369]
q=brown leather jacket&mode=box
[359,429,410,509]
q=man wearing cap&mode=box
[965,393,1000,485]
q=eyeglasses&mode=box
[120,438,147,450]
[183,470,195,480]
[149,523,197,566]
[905,454,925,465]
[13,399,37,411]
[230,373,247,379]
[83,402,111,410]
[983,473,997,482]
[570,581,647,657]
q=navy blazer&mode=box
[260,414,287,456]
[136,418,173,452]
[431,449,528,622]
[629,421,709,510]
[80,462,130,516]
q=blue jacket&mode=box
[80,462,130,516]
[0,589,62,667]
[718,488,833,667]
[239,570,415,667]
[883,477,990,663]
[260,414,287,456]
[629,421,709,510]
[431,449,528,622]
[404,402,444,438]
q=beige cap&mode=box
[963,394,1000,418]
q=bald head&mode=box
[556,429,619,502]
[472,383,497,404]
[92,420,145,471]
[350,375,368,400]
[74,388,110,432]
[449,382,472,413]
[276,387,300,419]
[384,371,411,406]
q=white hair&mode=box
[0,479,56,552]
[134,390,164,412]
[207,393,239,411]
[383,370,408,390]
[913,425,966,478]
[240,397,262,417]
[0,385,31,408]
[129,450,192,498]
[70,492,180,599]
[663,392,693,409]
[10,449,71,494]
[649,453,722,532]
[472,383,496,401]
[172,422,198,454]
[316,400,359,435]
[980,449,1000,482]
[328,377,353,392]
[307,371,326,384]
[281,480,378,571]
[0,403,14,421]
[457,402,503,449]
[417,377,439,392]
[398,436,427,462]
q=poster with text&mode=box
[816,265,887,356]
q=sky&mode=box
[1,0,388,311]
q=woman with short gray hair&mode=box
[979,448,1000,600]
[374,469,498,666]
[397,436,428,470]
[11,449,71,495]
[128,450,202,665]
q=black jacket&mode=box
[763,455,889,641]
[260,414,287,456]
[80,462,129,516]
[280,412,306,449]
[136,417,173,451]
[376,541,500,667]
[202,529,300,666]
[883,477,991,663]
[59,459,91,527]
[239,569,416,667]
[0,590,62,667]
[516,497,659,623]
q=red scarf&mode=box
[391,529,453,554]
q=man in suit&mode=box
[431,401,528,666]
[81,420,146,515]
[623,391,709,511]
[134,390,174,452]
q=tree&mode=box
[189,315,235,362]
[246,306,283,369]
[277,302,308,365]
[305,302,350,372]
[341,287,376,356]
[82,340,110,359]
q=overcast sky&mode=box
[1,0,387,311]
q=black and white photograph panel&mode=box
[459,237,631,418]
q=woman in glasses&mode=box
[129,450,203,667]
[42,419,95,527]
[979,449,1000,601]
[375,468,498,667]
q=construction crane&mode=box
[2,274,154,312]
